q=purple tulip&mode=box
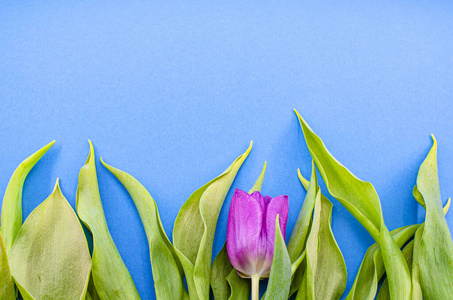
[226,188,289,279]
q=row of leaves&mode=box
[1,109,452,299]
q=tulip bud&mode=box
[226,188,289,279]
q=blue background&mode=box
[1,0,452,299]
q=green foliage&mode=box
[210,161,264,300]
[8,180,91,300]
[0,231,15,300]
[172,142,252,300]
[412,136,453,299]
[76,141,140,299]
[263,215,292,300]
[295,109,411,299]
[101,159,186,300]
[1,141,54,254]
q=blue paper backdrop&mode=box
[1,0,452,299]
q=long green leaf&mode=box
[101,159,186,300]
[76,141,140,299]
[0,231,15,299]
[345,225,418,300]
[173,142,252,300]
[1,141,54,254]
[376,240,415,300]
[296,189,346,300]
[210,161,264,300]
[287,163,317,263]
[263,215,292,300]
[295,110,411,299]
[412,136,453,299]
[8,179,91,300]
[349,197,450,300]
[287,165,317,299]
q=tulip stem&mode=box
[251,274,260,300]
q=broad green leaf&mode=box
[101,160,186,300]
[263,215,291,300]
[76,141,140,299]
[0,231,15,299]
[210,161,264,300]
[296,189,347,300]
[173,142,252,300]
[295,110,411,299]
[1,140,54,254]
[414,136,453,299]
[8,179,91,300]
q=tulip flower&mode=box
[227,188,289,300]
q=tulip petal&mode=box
[227,189,264,277]
[265,195,289,250]
[258,195,288,277]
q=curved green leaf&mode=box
[296,189,346,300]
[264,215,291,300]
[0,231,15,299]
[295,110,411,299]
[8,179,91,300]
[345,225,418,300]
[295,111,381,239]
[173,142,252,300]
[76,141,140,299]
[211,245,233,300]
[210,161,264,300]
[1,141,54,254]
[101,159,186,300]
[414,136,453,299]
[226,269,249,300]
[287,165,317,298]
[376,240,415,300]
[287,163,317,263]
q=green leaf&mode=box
[345,225,418,300]
[376,240,415,300]
[349,196,451,300]
[296,189,347,300]
[1,141,54,254]
[173,142,252,300]
[287,165,317,299]
[413,136,453,299]
[226,269,249,300]
[210,245,233,300]
[287,163,317,263]
[263,215,292,300]
[101,159,186,300]
[295,110,411,300]
[8,179,91,300]
[249,161,266,193]
[0,231,15,300]
[210,161,264,300]
[76,141,140,299]
[86,275,101,300]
